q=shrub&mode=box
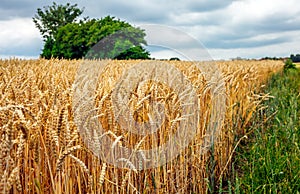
[284,58,296,70]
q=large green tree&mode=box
[51,16,150,59]
[33,3,150,59]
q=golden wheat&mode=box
[0,59,283,193]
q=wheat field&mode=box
[0,59,283,193]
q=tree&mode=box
[48,16,150,59]
[115,46,150,60]
[290,54,300,63]
[33,2,83,41]
[33,3,150,59]
[41,37,55,59]
[284,58,296,71]
[169,57,180,61]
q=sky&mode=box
[0,0,299,60]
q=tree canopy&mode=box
[290,54,300,63]
[33,2,84,41]
[33,2,150,59]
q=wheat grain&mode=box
[56,145,81,172]
[0,59,283,193]
[98,162,107,186]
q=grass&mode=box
[234,68,300,193]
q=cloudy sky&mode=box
[0,0,299,60]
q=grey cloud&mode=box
[0,0,38,10]
[229,12,300,34]
[183,0,234,12]
[0,0,85,20]
[190,11,300,49]
[0,1,45,20]
[255,16,300,32]
[82,0,171,24]
[204,35,291,49]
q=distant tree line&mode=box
[260,56,286,60]
[260,54,300,62]
[33,2,150,59]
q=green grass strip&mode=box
[235,69,300,193]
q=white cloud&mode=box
[229,0,299,24]
[0,18,42,57]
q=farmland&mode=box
[0,59,296,193]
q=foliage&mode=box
[33,3,150,60]
[32,2,83,41]
[234,69,300,193]
[290,54,300,63]
[284,58,296,70]
[260,56,285,60]
[169,57,180,61]
[114,46,150,60]
[49,16,150,59]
